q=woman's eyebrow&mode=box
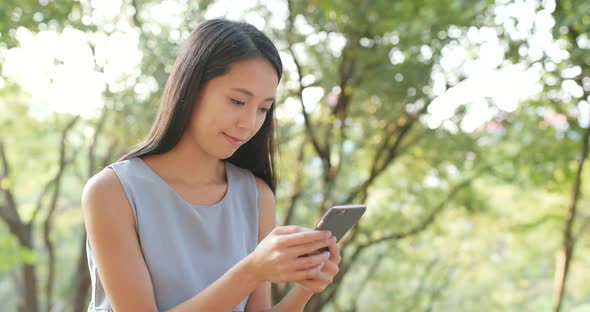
[231,87,275,102]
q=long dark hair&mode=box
[120,19,282,192]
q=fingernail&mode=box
[324,252,330,258]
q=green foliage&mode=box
[0,233,37,272]
[1,0,589,311]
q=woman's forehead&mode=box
[213,58,279,96]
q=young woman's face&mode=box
[189,57,278,159]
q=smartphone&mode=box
[314,204,366,253]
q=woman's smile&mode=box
[223,132,245,146]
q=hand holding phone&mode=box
[300,204,366,257]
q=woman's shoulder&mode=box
[82,166,138,238]
[81,166,132,222]
[253,176,274,203]
[83,156,140,201]
[83,167,121,199]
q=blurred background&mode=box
[0,0,589,311]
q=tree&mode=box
[493,0,590,310]
[260,0,498,309]
[2,0,588,311]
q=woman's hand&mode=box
[247,226,333,283]
[295,235,341,293]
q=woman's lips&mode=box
[223,133,244,146]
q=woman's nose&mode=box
[237,106,257,131]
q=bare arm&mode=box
[243,177,275,311]
[167,256,261,311]
[245,178,316,312]
[82,169,158,311]
[83,170,330,312]
[83,169,266,311]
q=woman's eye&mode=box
[259,107,271,113]
[230,98,245,105]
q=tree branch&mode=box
[30,178,55,227]
[404,257,440,312]
[553,121,590,312]
[0,141,23,235]
[0,141,7,179]
[320,163,492,306]
[573,215,589,247]
[344,109,419,204]
[422,266,455,312]
[285,0,327,164]
[349,249,388,310]
[281,138,306,226]
[42,115,79,312]
[360,164,491,249]
[509,214,563,232]
[101,138,120,169]
[551,4,587,307]
[287,44,328,162]
[89,106,109,176]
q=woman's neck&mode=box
[142,135,226,186]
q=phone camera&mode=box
[337,209,347,215]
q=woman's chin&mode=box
[216,148,239,160]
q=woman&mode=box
[82,19,340,312]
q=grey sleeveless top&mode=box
[86,157,260,312]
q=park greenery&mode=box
[0,0,589,311]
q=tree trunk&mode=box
[21,263,39,312]
[552,122,590,312]
[72,233,91,312]
[16,228,39,312]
